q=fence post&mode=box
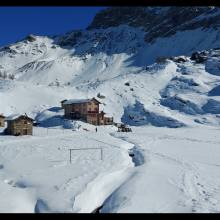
[101,147,103,161]
[69,149,72,164]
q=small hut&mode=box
[101,112,113,125]
[5,114,34,136]
[0,114,5,127]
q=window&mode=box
[24,121,27,124]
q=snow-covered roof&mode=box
[6,114,21,121]
[99,111,112,118]
[6,114,33,121]
[0,114,5,118]
[63,99,91,105]
[63,98,101,105]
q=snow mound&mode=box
[160,96,204,115]
[121,101,185,128]
[160,76,200,98]
[205,57,220,76]
[208,85,220,96]
[0,182,36,213]
[35,107,75,129]
[202,99,220,114]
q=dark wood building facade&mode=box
[5,115,34,136]
[62,98,113,125]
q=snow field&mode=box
[0,126,134,212]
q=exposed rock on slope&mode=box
[88,7,220,43]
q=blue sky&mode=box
[0,7,106,46]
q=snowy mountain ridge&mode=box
[0,7,220,127]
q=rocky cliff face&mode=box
[87,7,220,43]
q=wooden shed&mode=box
[5,114,34,136]
[97,111,113,125]
[0,114,5,127]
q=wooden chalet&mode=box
[5,114,34,136]
[62,97,113,125]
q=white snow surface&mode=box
[0,24,220,213]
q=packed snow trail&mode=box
[99,127,220,213]
[72,132,136,213]
[72,131,146,213]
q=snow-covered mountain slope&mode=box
[0,7,220,127]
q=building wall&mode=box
[104,117,113,125]
[87,113,99,125]
[86,101,99,113]
[61,100,67,108]
[98,112,105,125]
[64,103,87,119]
[64,100,99,120]
[63,99,113,126]
[64,104,72,118]
[0,118,5,127]
[6,119,33,135]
